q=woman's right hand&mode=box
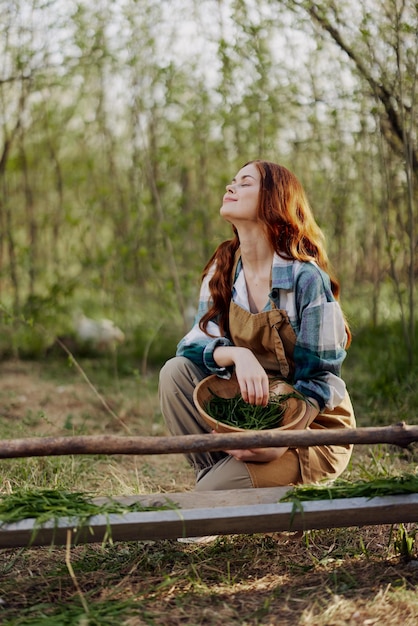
[213,346,269,406]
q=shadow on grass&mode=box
[0,529,417,625]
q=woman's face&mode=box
[220,163,261,225]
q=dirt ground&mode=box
[0,359,102,435]
[0,358,194,494]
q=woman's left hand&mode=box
[223,446,287,463]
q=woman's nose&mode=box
[226,183,235,193]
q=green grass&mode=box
[344,320,418,426]
[0,488,178,526]
[2,599,138,625]
[280,473,418,503]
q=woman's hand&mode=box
[213,346,269,405]
[223,446,287,463]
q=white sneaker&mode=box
[177,535,218,545]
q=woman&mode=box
[159,160,355,492]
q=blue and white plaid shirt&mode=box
[177,253,348,410]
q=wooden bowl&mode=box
[193,373,306,433]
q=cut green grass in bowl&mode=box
[193,373,308,432]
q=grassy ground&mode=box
[0,323,417,625]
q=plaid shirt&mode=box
[177,253,348,410]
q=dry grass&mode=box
[0,357,417,625]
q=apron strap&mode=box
[269,309,292,378]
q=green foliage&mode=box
[344,320,418,425]
[0,0,416,345]
[0,281,77,358]
[130,322,180,367]
[11,325,48,360]
[393,523,416,562]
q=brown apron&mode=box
[228,293,356,487]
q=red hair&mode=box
[199,160,351,346]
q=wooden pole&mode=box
[0,423,417,459]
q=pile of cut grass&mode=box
[204,390,303,429]
[280,472,418,503]
[0,488,177,527]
